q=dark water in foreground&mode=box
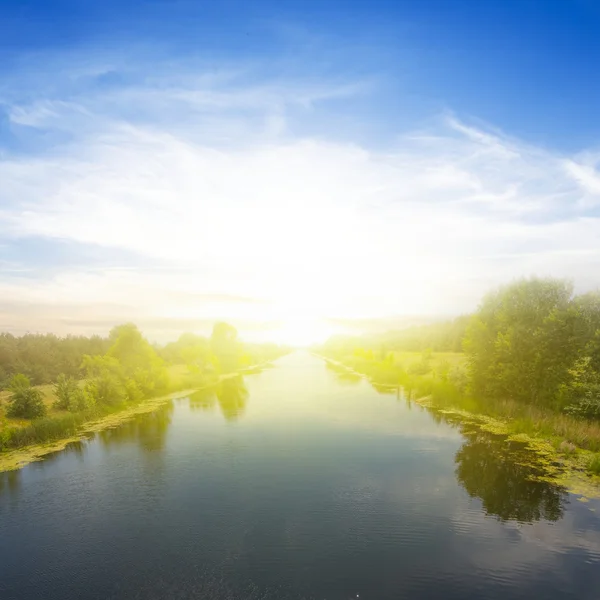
[1,352,600,600]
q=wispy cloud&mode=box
[1,50,599,339]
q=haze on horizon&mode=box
[2,1,600,346]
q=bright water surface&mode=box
[1,352,600,599]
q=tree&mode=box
[54,374,92,412]
[210,322,240,373]
[107,324,168,396]
[0,332,110,389]
[6,374,46,419]
[81,355,126,406]
[464,278,579,407]
[53,374,79,410]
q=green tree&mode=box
[210,322,240,373]
[107,324,168,396]
[6,374,46,419]
[464,278,579,406]
[53,374,79,410]
[81,355,126,406]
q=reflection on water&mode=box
[98,401,174,451]
[0,470,20,497]
[455,430,567,522]
[190,376,249,421]
[1,353,599,600]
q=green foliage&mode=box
[408,359,431,376]
[79,325,169,406]
[561,356,600,419]
[464,278,580,407]
[370,315,471,353]
[160,333,211,367]
[107,324,169,396]
[124,378,144,402]
[6,375,46,419]
[210,322,240,373]
[0,332,110,388]
[0,322,289,454]
[0,409,106,452]
[448,364,469,394]
[434,359,451,381]
[82,355,126,406]
[588,454,600,476]
[9,373,31,393]
[53,374,80,410]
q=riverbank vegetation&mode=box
[316,278,600,478]
[0,322,289,454]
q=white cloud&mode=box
[564,156,600,206]
[1,55,600,339]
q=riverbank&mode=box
[0,363,273,473]
[318,353,600,499]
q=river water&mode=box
[1,352,600,599]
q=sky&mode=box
[1,0,600,345]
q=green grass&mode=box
[323,350,600,455]
[0,405,113,452]
[0,364,199,453]
[589,454,600,476]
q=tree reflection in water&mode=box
[190,376,249,421]
[455,431,568,523]
[98,401,174,452]
[189,388,217,412]
[216,376,249,421]
[0,470,20,498]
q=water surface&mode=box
[1,352,599,599]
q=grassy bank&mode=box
[318,351,600,492]
[0,362,275,471]
[0,365,202,450]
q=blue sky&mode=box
[1,0,600,342]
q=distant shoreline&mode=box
[0,363,273,473]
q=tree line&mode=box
[0,333,111,389]
[320,278,600,419]
[366,315,471,353]
[2,322,289,420]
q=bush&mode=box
[564,396,600,419]
[6,374,46,419]
[562,356,600,419]
[408,359,431,376]
[448,364,469,394]
[53,374,79,410]
[124,378,144,402]
[68,388,95,412]
[84,375,125,407]
[434,359,451,381]
[588,454,600,476]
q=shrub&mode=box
[408,359,431,376]
[588,454,600,476]
[448,364,469,394]
[124,378,144,402]
[7,374,46,419]
[53,374,80,410]
[564,396,600,419]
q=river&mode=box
[1,352,599,599]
